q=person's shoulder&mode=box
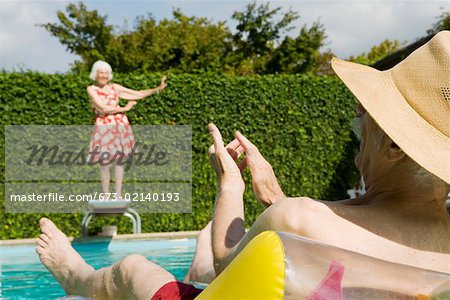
[266,197,332,235]
[112,83,123,90]
[271,197,329,214]
[86,85,96,92]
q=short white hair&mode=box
[89,60,113,81]
[366,114,447,188]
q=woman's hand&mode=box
[235,131,285,208]
[158,75,167,92]
[124,100,137,111]
[208,123,245,192]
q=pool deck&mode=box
[0,230,200,246]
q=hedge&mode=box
[0,72,359,239]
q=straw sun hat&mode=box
[331,30,450,184]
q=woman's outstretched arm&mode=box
[114,76,167,100]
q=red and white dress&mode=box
[89,85,135,162]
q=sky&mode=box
[0,0,448,73]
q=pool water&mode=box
[0,238,196,299]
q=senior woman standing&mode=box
[87,60,167,199]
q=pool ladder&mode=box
[81,200,141,236]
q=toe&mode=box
[39,217,48,227]
[35,245,44,255]
[39,218,50,233]
[39,233,49,243]
[44,218,61,234]
[36,237,47,248]
[39,218,58,235]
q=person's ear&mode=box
[387,141,406,161]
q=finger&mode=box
[238,157,248,172]
[209,143,225,174]
[210,152,224,174]
[235,131,257,152]
[208,123,225,151]
[225,138,240,150]
[226,139,244,160]
[227,145,244,160]
[234,145,244,157]
[208,144,215,156]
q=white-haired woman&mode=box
[87,60,167,199]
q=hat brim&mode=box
[331,57,450,184]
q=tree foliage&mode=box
[41,1,327,75]
[41,3,231,73]
[427,9,450,34]
[232,2,298,57]
[348,39,403,66]
[40,2,114,71]
[266,22,326,74]
[230,2,327,75]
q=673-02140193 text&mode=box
[96,192,180,201]
[8,192,181,202]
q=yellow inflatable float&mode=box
[197,231,450,300]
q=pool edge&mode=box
[0,230,200,246]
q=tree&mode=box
[41,2,330,75]
[40,2,114,71]
[232,1,298,57]
[147,9,232,73]
[348,39,403,66]
[231,1,299,74]
[314,49,336,76]
[41,2,232,73]
[427,9,450,34]
[266,21,326,74]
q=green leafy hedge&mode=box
[0,72,359,239]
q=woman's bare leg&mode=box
[113,161,124,198]
[100,165,111,195]
[184,221,216,283]
[36,218,175,300]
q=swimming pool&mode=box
[0,237,196,299]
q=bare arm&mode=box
[207,124,296,274]
[87,86,135,114]
[211,188,245,273]
[213,197,301,274]
[207,124,246,274]
[114,76,167,100]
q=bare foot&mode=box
[35,218,94,295]
[184,221,216,284]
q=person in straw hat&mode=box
[34,32,449,299]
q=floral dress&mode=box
[89,84,135,162]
